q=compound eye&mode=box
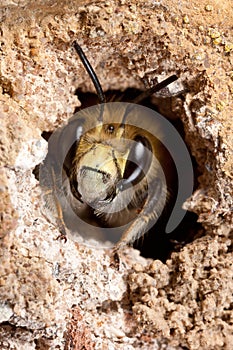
[121,136,152,190]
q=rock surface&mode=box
[0,0,232,349]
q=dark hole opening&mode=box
[35,88,202,263]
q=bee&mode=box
[39,42,182,252]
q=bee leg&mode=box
[42,187,68,242]
[55,197,68,243]
[113,215,149,251]
[42,162,68,243]
[50,181,68,242]
[113,178,166,251]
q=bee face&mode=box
[56,102,168,234]
[68,106,154,210]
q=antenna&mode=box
[133,75,178,104]
[73,42,106,104]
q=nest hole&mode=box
[36,88,202,263]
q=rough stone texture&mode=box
[129,236,232,349]
[0,0,232,349]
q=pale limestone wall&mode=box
[0,1,232,349]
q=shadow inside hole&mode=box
[134,210,202,262]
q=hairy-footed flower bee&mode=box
[39,42,193,254]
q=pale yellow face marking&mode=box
[78,143,129,179]
[77,123,131,179]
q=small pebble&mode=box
[225,42,233,53]
[183,15,189,24]
[205,5,214,12]
[205,5,213,12]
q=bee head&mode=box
[69,120,154,212]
